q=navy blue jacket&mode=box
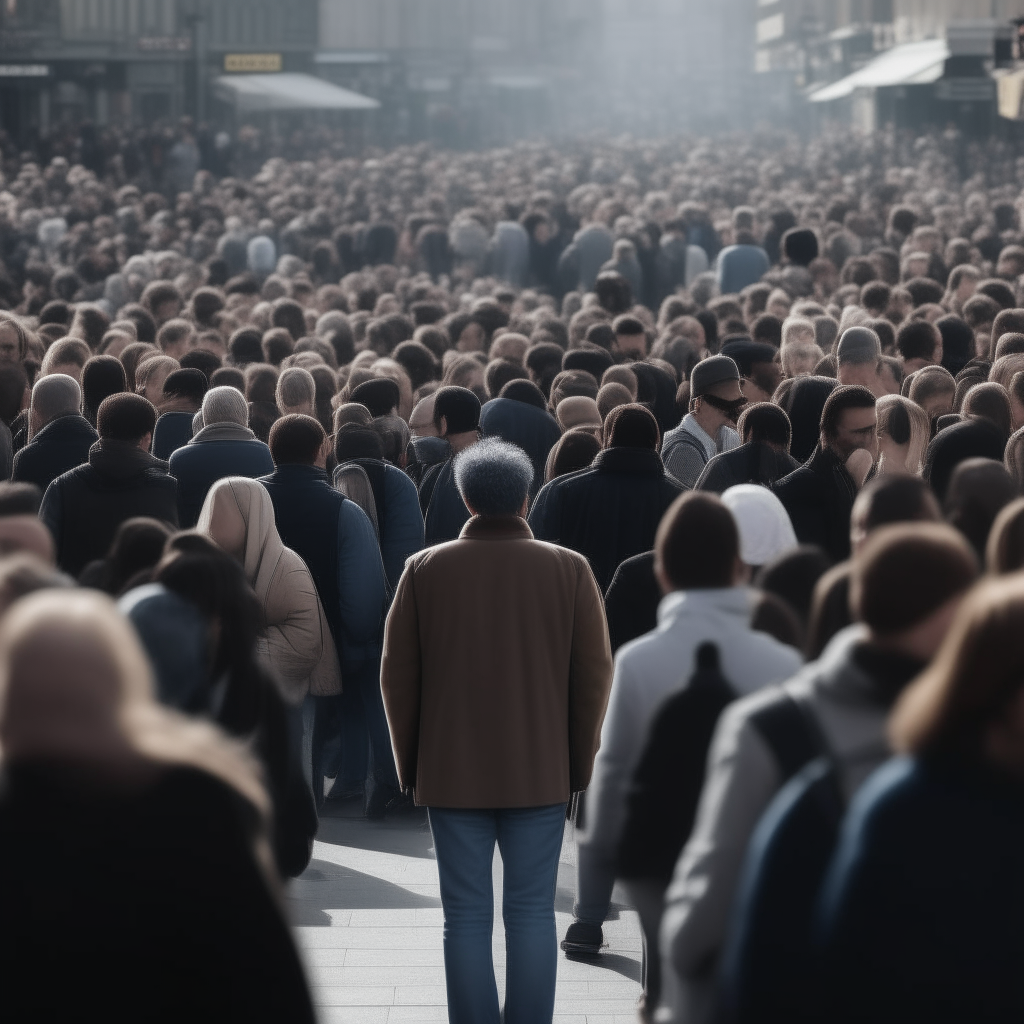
[261,464,386,668]
[152,411,195,460]
[13,414,97,494]
[480,397,561,497]
[169,430,275,528]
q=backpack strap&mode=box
[748,690,830,785]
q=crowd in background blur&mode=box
[1,121,1024,1022]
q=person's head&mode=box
[101,517,173,595]
[987,498,1024,573]
[196,477,279,586]
[925,417,1009,503]
[611,315,648,360]
[0,516,57,565]
[275,366,316,417]
[96,393,157,450]
[268,413,327,468]
[40,337,90,382]
[334,422,386,464]
[200,385,249,429]
[781,339,824,378]
[655,492,742,593]
[544,429,601,482]
[944,458,1017,561]
[820,384,877,461]
[603,403,660,450]
[433,385,481,443]
[736,401,791,452]
[887,573,1024,776]
[556,396,603,438]
[0,312,28,364]
[155,318,194,361]
[850,474,942,554]
[351,376,401,418]
[836,326,882,392]
[80,354,127,426]
[689,355,745,433]
[597,381,634,421]
[0,482,42,518]
[370,413,410,466]
[908,364,957,424]
[409,394,438,438]
[227,327,264,367]
[453,437,534,518]
[875,394,930,476]
[897,318,943,373]
[962,381,1012,444]
[28,373,81,439]
[133,354,178,410]
[755,545,832,628]
[852,522,978,662]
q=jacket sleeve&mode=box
[336,499,387,663]
[382,469,424,591]
[39,479,62,558]
[568,560,614,793]
[380,561,422,793]
[259,564,327,703]
[660,700,783,980]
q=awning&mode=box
[996,67,1024,120]
[809,39,949,103]
[214,73,380,112]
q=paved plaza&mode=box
[286,800,643,1023]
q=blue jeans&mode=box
[428,803,567,1024]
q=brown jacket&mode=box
[381,515,613,808]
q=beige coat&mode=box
[381,515,613,808]
[197,477,341,703]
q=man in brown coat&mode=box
[381,436,613,1024]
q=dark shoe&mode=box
[364,781,400,820]
[561,921,604,958]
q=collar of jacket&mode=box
[88,438,168,480]
[189,421,255,445]
[32,413,96,445]
[656,586,757,630]
[266,463,329,484]
[593,446,665,476]
[459,515,533,541]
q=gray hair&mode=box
[370,414,410,465]
[201,385,248,427]
[31,374,81,427]
[276,367,316,413]
[454,437,533,517]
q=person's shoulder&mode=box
[773,462,813,495]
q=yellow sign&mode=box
[224,53,282,73]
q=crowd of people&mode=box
[1,123,1024,1022]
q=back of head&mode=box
[721,484,797,569]
[987,497,1024,573]
[454,437,533,517]
[499,378,547,410]
[944,457,1017,559]
[656,492,739,590]
[851,474,941,550]
[0,482,42,517]
[351,376,400,418]
[201,385,249,428]
[276,366,316,413]
[781,375,838,463]
[755,545,832,625]
[81,355,127,420]
[737,402,791,449]
[604,403,660,450]
[925,417,1007,503]
[546,430,601,482]
[269,413,325,466]
[937,315,974,377]
[335,423,385,464]
[243,364,277,405]
[228,327,264,367]
[41,337,90,377]
[433,385,481,435]
[162,367,208,409]
[835,326,881,367]
[963,381,1012,442]
[31,373,81,426]
[851,522,978,637]
[96,392,156,443]
[370,413,410,464]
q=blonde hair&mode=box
[876,394,930,476]
[0,590,269,821]
[781,341,823,378]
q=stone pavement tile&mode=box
[316,1008,389,1024]
[385,1007,449,1022]
[313,986,396,1006]
[555,1000,641,1014]
[313,966,444,987]
[343,947,446,967]
[393,985,448,1005]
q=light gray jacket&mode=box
[576,588,802,921]
[659,625,896,1024]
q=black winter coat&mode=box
[529,446,684,591]
[40,439,178,577]
[774,445,857,564]
[12,414,97,493]
[696,440,801,495]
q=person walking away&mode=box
[381,438,613,1024]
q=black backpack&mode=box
[617,642,736,883]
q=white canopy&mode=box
[809,39,949,103]
[214,73,379,113]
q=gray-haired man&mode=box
[382,437,613,1024]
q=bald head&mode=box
[29,374,81,438]
[410,394,438,437]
